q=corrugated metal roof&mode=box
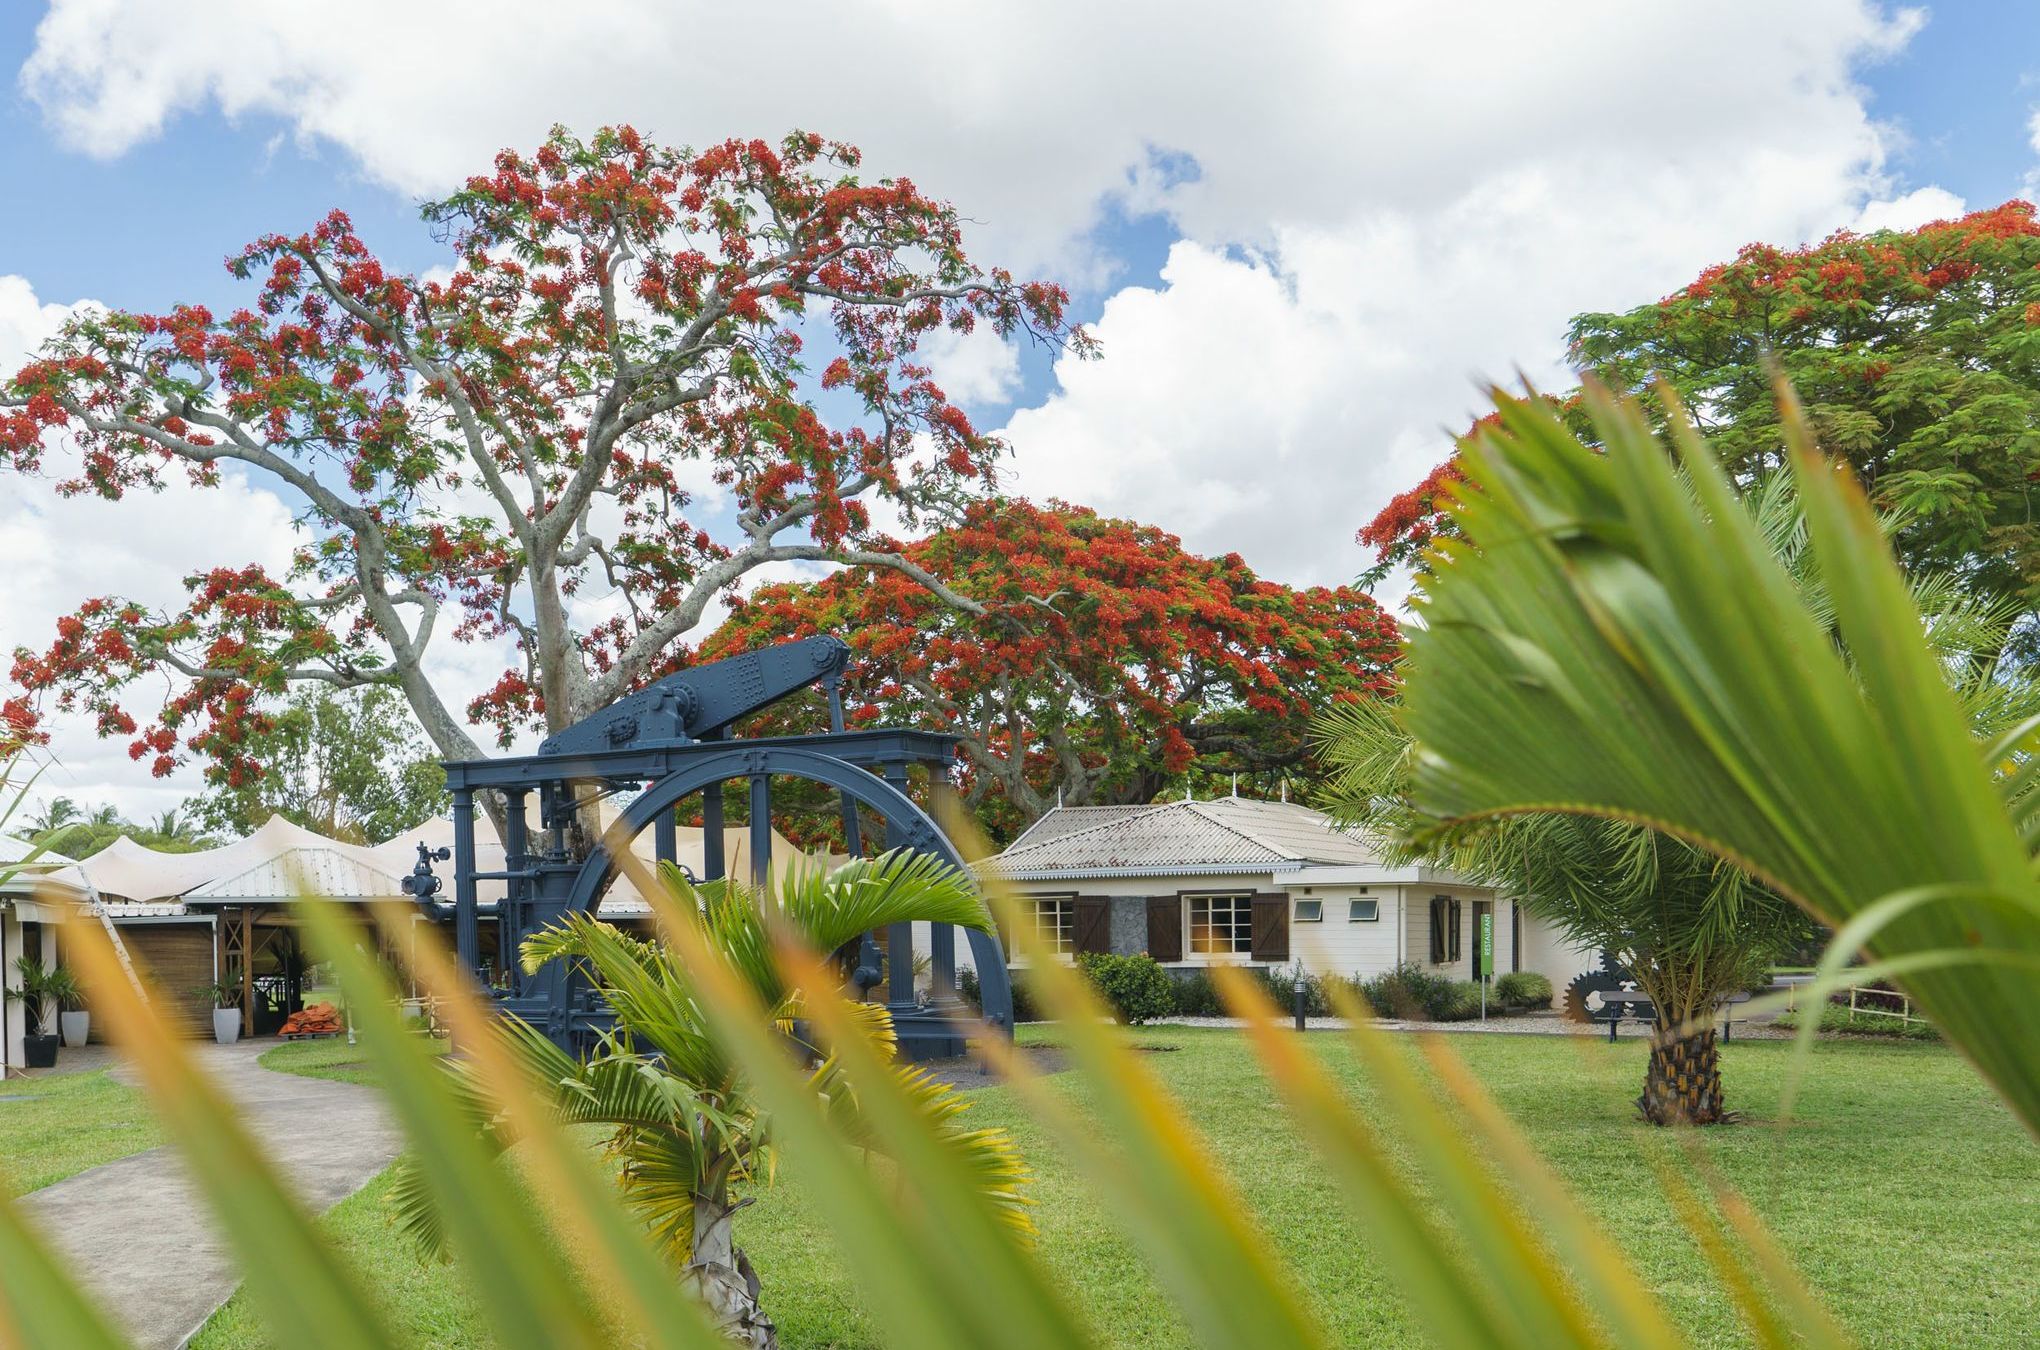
[987,798,1380,876]
[185,847,410,903]
[1006,805,1163,848]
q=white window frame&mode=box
[1349,898,1380,922]
[1029,896,1077,956]
[1186,892,1254,959]
[1294,898,1324,923]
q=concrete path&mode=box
[19,1039,401,1349]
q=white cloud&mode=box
[10,0,1966,804]
[1009,135,1952,585]
[919,324,1022,408]
[1852,185,1966,233]
[22,1,1920,271]
[0,276,310,821]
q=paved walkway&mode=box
[20,1039,401,1349]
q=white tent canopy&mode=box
[70,806,840,914]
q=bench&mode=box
[1588,989,1753,1042]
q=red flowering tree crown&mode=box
[3,126,1092,784]
[1362,202,2040,616]
[702,499,1401,838]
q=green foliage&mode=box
[1075,953,1175,1025]
[1494,972,1553,1010]
[1439,981,1486,1022]
[1355,963,1460,1020]
[1394,378,2040,1131]
[958,965,1041,1024]
[7,957,74,1035]
[191,687,447,845]
[1567,205,2040,639]
[1165,968,1222,1017]
[189,976,243,1011]
[1774,1005,1942,1042]
[394,851,1026,1339]
[29,797,219,859]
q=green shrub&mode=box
[1168,969,1224,1017]
[957,966,1041,1024]
[1076,953,1176,1025]
[1357,963,1460,1020]
[1494,971,1552,1010]
[1257,965,1335,1018]
[1775,1004,1940,1042]
[1437,981,1487,1021]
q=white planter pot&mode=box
[212,1007,242,1046]
[60,1010,90,1047]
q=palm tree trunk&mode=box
[1637,1020,1724,1125]
[687,1193,776,1348]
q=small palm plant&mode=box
[393,851,1030,1349]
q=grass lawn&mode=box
[253,1034,439,1086]
[195,1025,2038,1348]
[0,1067,165,1195]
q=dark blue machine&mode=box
[432,636,1014,1060]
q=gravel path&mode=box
[18,1039,401,1349]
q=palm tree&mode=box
[393,850,1029,1347]
[147,806,213,847]
[24,795,80,838]
[1321,468,2037,1125]
[1319,698,1804,1123]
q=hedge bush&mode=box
[1776,1004,1940,1042]
[1356,963,1459,1020]
[957,966,1041,1024]
[1167,969,1222,1017]
[1494,971,1553,1010]
[1076,952,1176,1025]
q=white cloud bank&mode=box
[9,0,1970,807]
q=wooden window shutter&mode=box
[1146,897,1182,962]
[1429,895,1447,964]
[1074,897,1111,956]
[1250,894,1290,962]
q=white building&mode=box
[971,797,1595,986]
[0,833,90,1073]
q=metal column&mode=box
[749,774,772,889]
[883,763,916,1010]
[926,775,959,1006]
[452,788,479,973]
[503,789,529,993]
[702,782,726,881]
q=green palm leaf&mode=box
[1397,379,2040,1131]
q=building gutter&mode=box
[978,862,1305,882]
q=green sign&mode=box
[1479,912,1494,978]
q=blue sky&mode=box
[2,8,2037,328]
[4,0,2038,814]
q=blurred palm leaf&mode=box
[1396,379,2040,1131]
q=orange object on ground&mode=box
[278,1002,344,1036]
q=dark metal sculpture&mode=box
[435,635,1014,1060]
[1562,949,1638,1024]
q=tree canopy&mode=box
[702,499,1400,838]
[189,685,447,844]
[1362,201,2040,632]
[3,126,1090,788]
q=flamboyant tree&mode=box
[3,126,1090,790]
[702,499,1401,837]
[1362,202,2040,621]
